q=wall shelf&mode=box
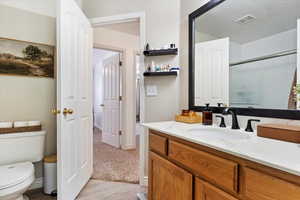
[143,48,178,56]
[143,71,177,77]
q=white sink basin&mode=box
[187,127,252,141]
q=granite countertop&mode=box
[142,121,300,176]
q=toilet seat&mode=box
[0,162,34,190]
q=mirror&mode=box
[189,0,300,119]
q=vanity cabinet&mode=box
[148,130,300,200]
[149,152,193,200]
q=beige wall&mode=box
[93,27,140,149]
[0,4,56,178]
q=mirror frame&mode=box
[188,0,300,120]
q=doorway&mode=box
[90,13,146,200]
[92,43,140,184]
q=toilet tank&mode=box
[0,131,46,165]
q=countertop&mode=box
[142,121,300,176]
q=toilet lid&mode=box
[0,162,34,190]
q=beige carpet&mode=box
[92,128,139,183]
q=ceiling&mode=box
[0,0,56,17]
[195,0,300,44]
[101,21,140,36]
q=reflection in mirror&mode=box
[193,0,299,110]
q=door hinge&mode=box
[119,130,122,135]
[119,96,122,101]
[119,61,123,66]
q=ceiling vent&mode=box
[235,15,256,25]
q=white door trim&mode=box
[90,12,147,186]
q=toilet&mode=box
[0,131,46,200]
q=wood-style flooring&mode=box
[27,179,145,200]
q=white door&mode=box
[57,0,93,199]
[102,54,121,148]
[194,38,229,106]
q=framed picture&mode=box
[0,38,55,78]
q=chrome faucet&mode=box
[222,108,240,129]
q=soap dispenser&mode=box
[203,103,213,125]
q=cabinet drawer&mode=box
[169,140,238,193]
[244,167,300,200]
[149,132,168,155]
[195,178,238,200]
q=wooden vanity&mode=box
[148,129,300,200]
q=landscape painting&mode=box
[0,38,54,78]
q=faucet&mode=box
[222,108,240,129]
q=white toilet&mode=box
[0,131,46,200]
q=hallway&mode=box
[92,128,139,183]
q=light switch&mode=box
[146,85,158,96]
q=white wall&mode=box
[93,27,139,149]
[0,4,56,178]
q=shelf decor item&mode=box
[0,38,55,78]
[0,125,42,134]
[175,111,202,124]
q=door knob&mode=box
[100,104,104,107]
[51,109,61,115]
[63,108,74,115]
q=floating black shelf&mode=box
[143,71,177,77]
[143,48,178,56]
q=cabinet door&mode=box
[195,178,238,200]
[149,152,193,200]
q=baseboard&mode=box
[29,177,43,190]
[122,144,136,150]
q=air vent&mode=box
[235,15,256,24]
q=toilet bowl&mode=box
[0,162,35,200]
[0,131,46,200]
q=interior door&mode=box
[57,0,93,199]
[194,38,229,106]
[102,54,121,148]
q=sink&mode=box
[187,127,251,141]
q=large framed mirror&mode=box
[189,0,300,119]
